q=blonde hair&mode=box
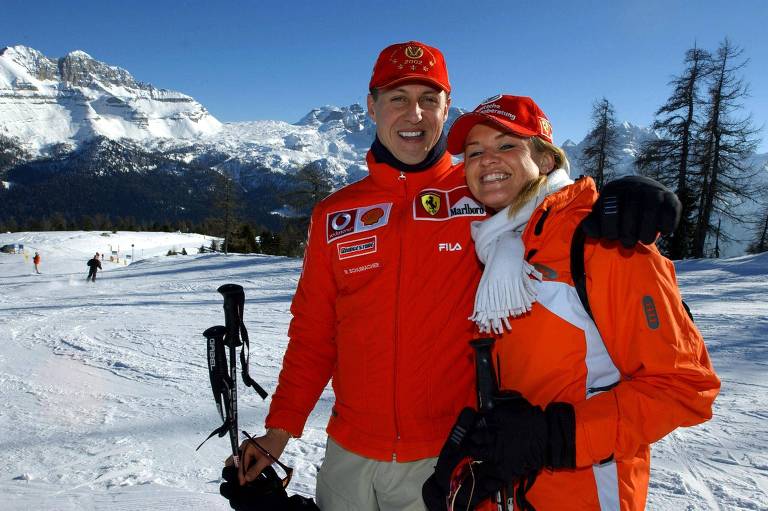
[530,137,569,172]
[506,137,569,217]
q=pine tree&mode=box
[283,161,334,215]
[211,172,243,255]
[579,98,620,190]
[636,46,712,259]
[691,39,761,258]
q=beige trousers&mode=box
[315,437,438,511]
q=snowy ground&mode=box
[0,231,766,510]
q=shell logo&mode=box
[361,207,385,226]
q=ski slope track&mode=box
[0,232,765,510]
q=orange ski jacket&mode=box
[482,178,720,510]
[266,152,488,461]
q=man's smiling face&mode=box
[367,83,450,165]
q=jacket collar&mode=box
[366,150,456,195]
[524,176,598,240]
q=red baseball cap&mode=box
[369,41,451,93]
[447,94,554,154]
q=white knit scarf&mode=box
[470,169,573,334]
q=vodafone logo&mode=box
[331,212,352,231]
[327,203,393,243]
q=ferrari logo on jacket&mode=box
[414,187,486,221]
[421,193,441,216]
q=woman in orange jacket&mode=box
[423,95,720,511]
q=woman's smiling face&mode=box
[463,123,546,210]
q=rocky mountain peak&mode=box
[0,45,222,155]
[58,49,144,90]
[1,45,58,81]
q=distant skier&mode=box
[33,252,41,274]
[86,253,102,282]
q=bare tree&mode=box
[580,98,620,190]
[636,46,712,259]
[691,39,761,258]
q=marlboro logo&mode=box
[414,186,486,221]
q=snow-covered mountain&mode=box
[0,45,221,155]
[2,45,766,256]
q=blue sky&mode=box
[3,0,767,151]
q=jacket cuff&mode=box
[265,410,307,439]
[574,391,619,467]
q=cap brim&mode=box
[446,113,539,155]
[372,75,450,93]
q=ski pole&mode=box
[469,338,512,511]
[470,338,498,413]
[218,284,246,467]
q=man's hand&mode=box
[582,176,681,248]
[234,428,291,485]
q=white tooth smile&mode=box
[481,173,510,183]
[399,131,424,138]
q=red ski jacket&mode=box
[479,178,720,510]
[266,151,488,461]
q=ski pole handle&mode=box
[218,284,244,343]
[469,338,498,413]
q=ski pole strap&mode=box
[218,284,268,399]
[239,321,268,399]
[196,420,231,451]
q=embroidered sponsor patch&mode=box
[343,261,381,275]
[337,236,377,260]
[327,203,392,242]
[642,295,660,329]
[413,186,486,221]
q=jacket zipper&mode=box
[393,170,406,461]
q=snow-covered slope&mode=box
[0,46,221,155]
[0,231,766,510]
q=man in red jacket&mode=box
[229,41,682,511]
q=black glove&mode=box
[220,464,288,510]
[467,397,576,483]
[422,408,506,511]
[582,176,681,248]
